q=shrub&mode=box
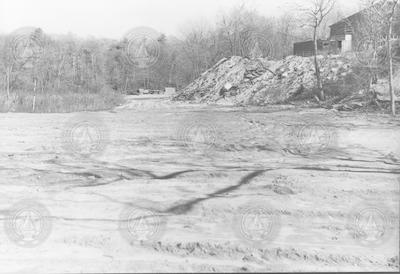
[0,88,124,113]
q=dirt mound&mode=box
[174,55,352,105]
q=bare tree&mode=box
[219,6,255,57]
[302,0,336,101]
[367,0,399,115]
[386,0,399,115]
[1,40,14,98]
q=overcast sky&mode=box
[0,0,361,39]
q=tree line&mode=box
[0,4,333,97]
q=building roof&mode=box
[329,9,365,28]
[329,1,397,28]
[294,39,326,45]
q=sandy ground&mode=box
[0,94,399,272]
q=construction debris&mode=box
[174,55,353,105]
[332,94,371,111]
[372,71,400,102]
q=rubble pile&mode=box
[174,55,353,105]
[372,70,400,101]
[174,56,270,103]
[332,94,372,111]
[332,69,400,111]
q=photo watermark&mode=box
[233,201,280,248]
[122,26,162,69]
[10,27,45,65]
[61,114,109,158]
[119,206,166,244]
[347,202,396,247]
[4,200,52,248]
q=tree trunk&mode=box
[388,2,398,116]
[313,28,324,100]
[169,63,175,84]
[388,32,395,115]
[124,77,128,91]
[6,65,12,98]
[56,55,65,90]
[6,70,10,98]
[32,78,37,112]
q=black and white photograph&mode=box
[0,0,399,272]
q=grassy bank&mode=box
[0,89,125,113]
